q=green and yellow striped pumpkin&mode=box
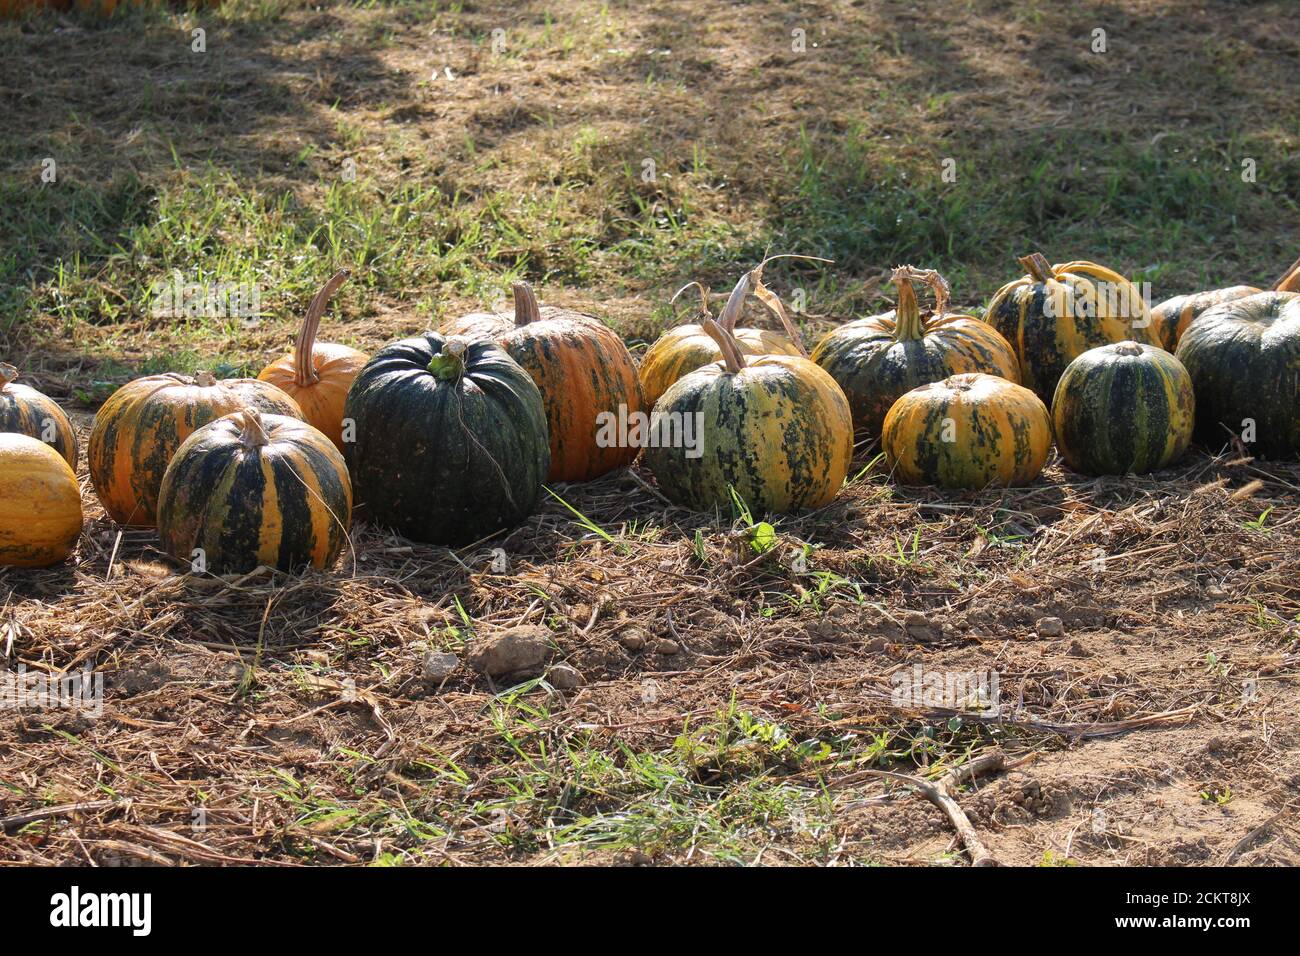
[986,253,1157,403]
[1150,257,1300,352]
[883,373,1051,488]
[644,318,852,514]
[1051,342,1194,475]
[810,267,1020,438]
[157,410,352,575]
[89,371,303,528]
[0,363,78,469]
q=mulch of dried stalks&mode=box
[2,417,1299,866]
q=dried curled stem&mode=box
[295,269,351,387]
[700,317,746,374]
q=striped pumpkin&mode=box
[343,333,549,545]
[883,373,1052,488]
[88,371,303,527]
[1052,342,1194,475]
[811,267,1020,438]
[1175,291,1300,459]
[258,269,368,453]
[1150,257,1300,352]
[442,283,642,482]
[0,433,82,568]
[0,363,78,469]
[157,410,351,575]
[986,253,1158,403]
[639,260,809,408]
[644,318,852,514]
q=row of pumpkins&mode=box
[2,253,1299,574]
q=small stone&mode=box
[864,637,888,653]
[1036,616,1065,637]
[619,628,648,651]
[1206,586,1228,600]
[1066,640,1088,658]
[654,639,680,656]
[904,612,942,643]
[422,651,459,682]
[468,625,552,677]
[547,663,585,690]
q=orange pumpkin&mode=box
[257,270,367,452]
[1150,257,1300,352]
[0,434,82,568]
[88,372,303,527]
[441,282,643,482]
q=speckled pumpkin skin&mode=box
[639,324,801,409]
[1175,291,1300,459]
[986,258,1158,403]
[343,333,550,546]
[1052,342,1194,476]
[88,374,304,528]
[1150,286,1258,353]
[157,413,352,575]
[0,374,78,469]
[883,373,1051,488]
[644,355,852,514]
[0,433,83,568]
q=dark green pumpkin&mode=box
[0,363,78,469]
[157,410,352,575]
[1051,342,1194,475]
[343,333,550,545]
[1175,291,1300,458]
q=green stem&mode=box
[428,337,469,381]
[891,268,925,341]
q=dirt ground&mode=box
[1,1,1299,866]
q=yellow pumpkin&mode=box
[258,270,367,452]
[639,257,815,407]
[0,433,83,568]
[883,373,1052,488]
[0,363,78,469]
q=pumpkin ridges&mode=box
[0,433,83,567]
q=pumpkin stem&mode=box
[701,317,746,374]
[239,409,270,449]
[428,337,469,381]
[1019,253,1056,284]
[891,268,924,341]
[1273,256,1300,293]
[670,281,712,321]
[195,371,218,387]
[0,363,16,390]
[716,271,754,334]
[512,282,543,326]
[750,254,831,357]
[294,269,351,387]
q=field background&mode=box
[1,0,1299,866]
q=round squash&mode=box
[883,373,1051,488]
[644,318,852,514]
[157,410,352,575]
[0,363,78,469]
[985,253,1158,403]
[639,257,812,408]
[1150,257,1300,352]
[257,269,368,452]
[810,267,1020,438]
[88,371,303,527]
[0,433,83,568]
[343,333,549,545]
[1175,291,1300,458]
[1051,342,1194,475]
[442,282,643,482]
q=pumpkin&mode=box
[639,256,817,407]
[1175,291,1300,458]
[343,333,549,545]
[441,282,643,482]
[810,267,1020,439]
[1150,257,1300,352]
[157,410,351,575]
[0,363,78,469]
[1051,342,1194,475]
[88,371,303,527]
[882,373,1051,488]
[0,433,83,568]
[644,318,852,514]
[257,269,368,452]
[985,253,1158,403]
